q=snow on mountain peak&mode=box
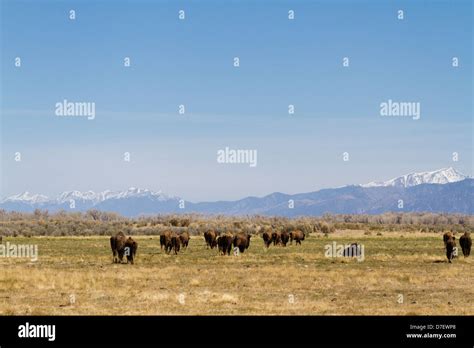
[362,167,467,188]
[1,187,174,205]
[113,187,166,199]
[1,191,50,204]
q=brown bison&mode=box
[290,230,305,245]
[272,231,282,246]
[459,232,472,257]
[262,230,273,248]
[160,230,172,250]
[233,233,251,253]
[204,230,218,249]
[443,232,456,263]
[179,231,190,250]
[280,231,290,247]
[217,233,233,255]
[443,231,454,245]
[168,233,181,255]
[110,232,138,264]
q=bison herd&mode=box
[108,229,472,265]
[159,230,190,255]
[262,229,305,248]
[204,230,251,255]
[109,228,306,263]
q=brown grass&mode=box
[0,233,472,315]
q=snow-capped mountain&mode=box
[361,167,467,188]
[0,187,182,217]
[53,187,173,204]
[1,192,50,204]
[0,169,472,216]
[57,190,100,204]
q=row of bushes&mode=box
[0,210,471,237]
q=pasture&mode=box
[0,232,472,315]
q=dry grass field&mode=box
[0,231,472,315]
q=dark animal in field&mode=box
[110,232,138,264]
[160,230,172,250]
[290,230,305,245]
[204,230,218,249]
[443,232,456,263]
[459,232,472,257]
[233,233,251,253]
[110,232,126,263]
[280,231,289,246]
[343,243,362,258]
[272,231,281,246]
[179,231,190,249]
[217,233,233,255]
[123,237,138,264]
[169,233,181,255]
[262,230,273,248]
[443,231,454,245]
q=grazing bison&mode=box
[233,233,251,253]
[262,230,273,248]
[280,231,290,247]
[459,232,472,258]
[443,232,456,263]
[204,230,218,249]
[110,232,138,264]
[160,230,172,250]
[290,230,305,245]
[272,231,282,246]
[179,231,190,250]
[169,233,181,255]
[217,233,233,255]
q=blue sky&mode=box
[1,0,472,201]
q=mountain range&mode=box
[1,168,472,217]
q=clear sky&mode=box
[1,0,472,201]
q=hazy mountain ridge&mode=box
[1,169,472,217]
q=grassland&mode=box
[0,231,472,315]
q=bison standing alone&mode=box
[110,232,138,264]
[459,232,472,258]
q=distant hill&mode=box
[1,168,472,217]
